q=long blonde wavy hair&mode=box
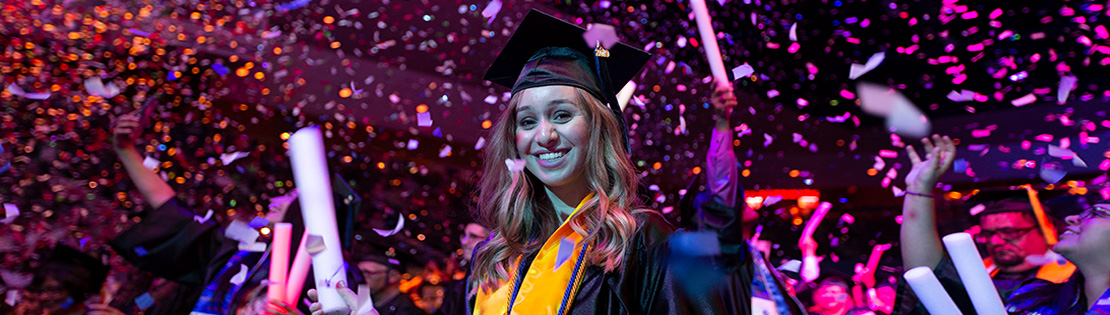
[471,87,641,290]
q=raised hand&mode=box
[903,135,956,195]
[710,81,737,119]
[111,112,142,151]
[306,281,378,315]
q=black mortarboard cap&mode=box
[965,188,1068,218]
[484,9,651,151]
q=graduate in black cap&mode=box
[894,135,1078,314]
[107,113,362,314]
[5,245,111,315]
[349,234,422,315]
[465,9,745,314]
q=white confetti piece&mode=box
[474,137,486,150]
[1057,75,1077,105]
[583,23,620,50]
[372,216,404,237]
[849,52,886,80]
[731,63,755,79]
[142,156,160,171]
[2,204,19,224]
[219,152,251,165]
[6,83,50,100]
[407,139,419,150]
[789,22,798,42]
[505,158,525,172]
[857,83,931,138]
[224,220,260,244]
[84,78,121,98]
[438,145,452,158]
[229,264,249,285]
[417,111,433,127]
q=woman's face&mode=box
[1055,203,1110,264]
[514,85,590,190]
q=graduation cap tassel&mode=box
[594,42,632,154]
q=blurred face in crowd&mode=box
[514,85,591,191]
[16,277,71,315]
[813,282,852,311]
[979,212,1049,271]
[1055,203,1110,267]
[460,223,490,261]
[357,260,396,293]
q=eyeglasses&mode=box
[1077,206,1110,221]
[974,226,1038,243]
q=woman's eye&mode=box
[518,118,536,129]
[553,112,573,122]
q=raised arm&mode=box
[112,113,175,209]
[706,82,738,207]
[899,135,956,270]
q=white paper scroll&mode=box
[689,0,730,87]
[904,266,964,315]
[287,126,351,315]
[942,233,1007,315]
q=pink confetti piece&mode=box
[971,129,991,138]
[767,89,780,98]
[873,156,887,170]
[582,23,620,50]
[787,42,801,53]
[1035,134,1054,142]
[796,98,809,107]
[840,89,856,99]
[989,8,1003,19]
[878,150,898,158]
[763,134,773,147]
[1011,93,1037,106]
[481,0,502,25]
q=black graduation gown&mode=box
[110,198,241,315]
[109,198,294,315]
[465,208,801,314]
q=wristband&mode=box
[905,191,935,198]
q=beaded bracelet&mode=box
[905,191,935,198]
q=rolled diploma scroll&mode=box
[904,266,964,315]
[801,201,833,242]
[688,0,730,87]
[799,201,832,282]
[285,231,312,305]
[287,126,349,315]
[268,223,293,303]
[942,232,1007,315]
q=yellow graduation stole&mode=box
[474,194,594,315]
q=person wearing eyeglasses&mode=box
[1001,202,1110,314]
[894,135,1077,314]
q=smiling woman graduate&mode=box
[466,9,733,315]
